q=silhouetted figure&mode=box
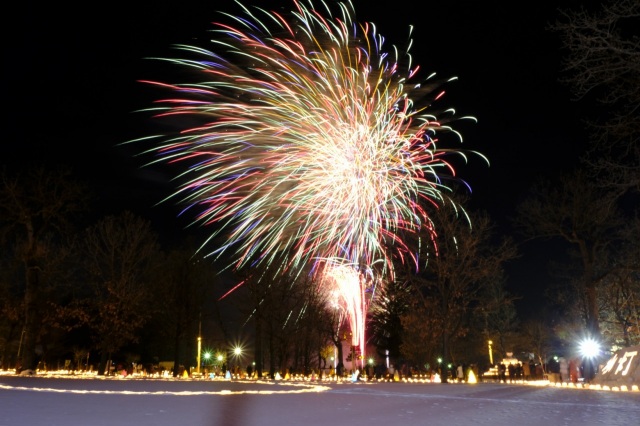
[559,357,569,382]
[498,362,507,383]
[515,362,523,381]
[523,361,531,381]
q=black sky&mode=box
[4,0,598,318]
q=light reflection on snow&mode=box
[0,370,331,395]
[0,381,331,396]
[0,369,637,393]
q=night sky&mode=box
[4,0,598,319]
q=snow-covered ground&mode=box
[1,374,638,426]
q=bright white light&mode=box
[578,338,600,358]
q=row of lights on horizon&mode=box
[195,335,603,375]
[197,336,245,374]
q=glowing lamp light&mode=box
[578,338,601,358]
[467,369,477,384]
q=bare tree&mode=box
[318,287,348,377]
[290,274,332,376]
[239,262,344,378]
[258,272,314,377]
[149,240,221,377]
[78,211,160,375]
[598,216,640,347]
[399,302,439,373]
[402,199,517,383]
[552,0,640,191]
[549,5,640,357]
[515,168,624,340]
[0,255,24,370]
[520,320,555,375]
[599,269,640,348]
[479,273,520,363]
[239,264,308,378]
[369,278,412,367]
[0,166,87,371]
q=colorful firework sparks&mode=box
[323,263,376,363]
[132,0,481,277]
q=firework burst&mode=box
[132,0,482,286]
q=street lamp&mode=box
[488,340,493,365]
[217,353,224,372]
[578,336,602,382]
[229,346,243,376]
[578,337,601,358]
[196,314,202,375]
[197,336,202,374]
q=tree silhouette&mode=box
[78,211,160,375]
[516,169,624,340]
[0,166,87,371]
[149,240,221,377]
[398,197,516,383]
[553,0,640,192]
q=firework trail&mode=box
[323,263,376,367]
[132,0,483,351]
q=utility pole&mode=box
[488,340,493,365]
[196,313,202,374]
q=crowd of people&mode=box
[489,357,582,384]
